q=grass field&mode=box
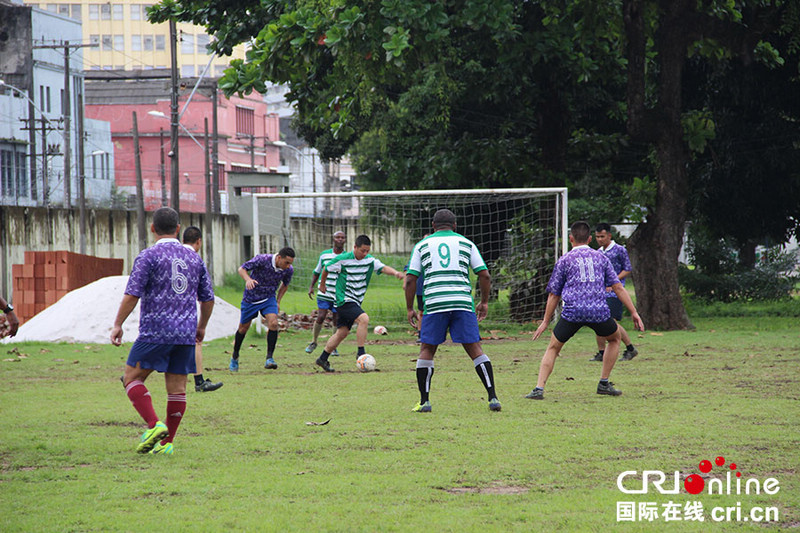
[1,306,798,531]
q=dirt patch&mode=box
[443,482,529,495]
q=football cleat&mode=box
[524,388,544,400]
[305,342,317,354]
[150,442,174,455]
[137,421,168,454]
[229,358,239,372]
[264,357,278,370]
[597,381,623,396]
[412,401,432,413]
[195,379,223,392]
[489,398,502,411]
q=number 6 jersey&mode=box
[407,230,487,315]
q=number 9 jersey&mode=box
[407,230,487,315]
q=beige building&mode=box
[24,0,244,74]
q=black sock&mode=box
[319,350,330,362]
[599,349,604,355]
[232,331,246,359]
[357,346,366,356]
[416,362,434,403]
[626,344,634,351]
[194,374,204,386]
[267,329,278,357]
[600,378,609,385]
[474,358,496,400]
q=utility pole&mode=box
[41,117,49,205]
[159,128,167,206]
[312,152,317,219]
[132,111,146,251]
[77,90,87,254]
[169,20,180,211]
[211,85,219,213]
[204,117,214,281]
[63,41,72,208]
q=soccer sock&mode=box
[473,354,497,400]
[599,349,605,355]
[357,346,366,357]
[194,374,204,386]
[416,359,434,404]
[599,378,609,385]
[232,331,246,359]
[319,350,330,362]
[626,344,634,351]
[267,330,278,357]
[312,322,323,342]
[163,393,187,444]
[125,380,159,428]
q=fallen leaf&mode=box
[649,332,664,336]
[305,418,332,426]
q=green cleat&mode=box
[411,401,432,413]
[525,388,544,400]
[150,442,174,455]
[137,421,168,454]
[489,398,502,411]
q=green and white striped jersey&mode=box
[312,248,341,303]
[324,252,386,307]
[407,230,487,314]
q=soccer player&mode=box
[314,235,404,372]
[182,226,223,392]
[229,247,295,371]
[525,221,644,400]
[0,295,19,337]
[305,230,346,355]
[405,209,502,413]
[111,207,214,455]
[591,222,639,362]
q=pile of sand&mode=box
[2,276,241,344]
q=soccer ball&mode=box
[356,354,376,372]
[373,325,388,335]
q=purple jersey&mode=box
[546,245,620,323]
[600,241,632,299]
[240,254,293,303]
[125,238,214,345]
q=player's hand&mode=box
[195,326,206,344]
[632,313,645,332]
[307,288,314,299]
[532,321,549,341]
[246,279,259,290]
[5,313,19,337]
[606,286,613,292]
[110,326,123,346]
[407,309,418,329]
[395,271,404,280]
[475,302,488,322]
[319,284,326,294]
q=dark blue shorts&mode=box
[127,341,196,375]
[420,310,481,345]
[336,302,365,329]
[317,298,336,312]
[240,297,278,324]
[552,317,618,343]
[606,297,623,320]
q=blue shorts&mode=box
[240,297,278,324]
[419,310,481,345]
[317,298,336,312]
[127,341,196,375]
[606,297,623,320]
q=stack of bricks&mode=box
[11,251,124,324]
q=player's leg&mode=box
[412,312,447,412]
[353,311,369,358]
[592,334,606,361]
[306,305,328,353]
[592,318,623,396]
[316,325,349,372]
[451,310,500,410]
[231,301,258,370]
[152,345,194,454]
[264,311,280,369]
[525,319,576,400]
[124,342,169,453]
[618,323,638,360]
[194,342,222,392]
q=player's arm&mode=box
[475,269,491,322]
[308,272,320,299]
[379,265,405,280]
[196,299,214,344]
[0,295,19,337]
[238,266,258,290]
[617,269,630,281]
[611,283,645,331]
[110,294,140,346]
[276,282,289,305]
[405,273,419,328]
[318,269,329,294]
[532,292,561,341]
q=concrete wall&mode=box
[0,206,241,301]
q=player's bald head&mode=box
[432,209,456,230]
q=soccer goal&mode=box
[246,188,568,325]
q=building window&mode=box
[155,34,165,51]
[143,35,153,51]
[1,149,13,197]
[197,34,210,54]
[130,4,140,20]
[236,106,255,136]
[57,4,69,17]
[100,3,111,19]
[46,86,51,113]
[46,4,57,12]
[1,146,29,198]
[114,35,124,51]
[71,4,81,21]
[181,33,194,54]
[112,4,123,20]
[90,34,100,46]
[102,35,112,51]
[181,65,195,76]
[89,4,98,20]
[131,35,141,51]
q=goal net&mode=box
[247,188,568,325]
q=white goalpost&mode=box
[245,188,568,325]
